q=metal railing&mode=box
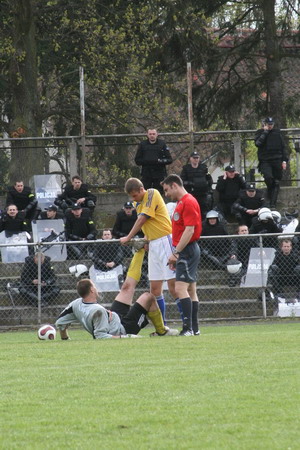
[1,232,299,328]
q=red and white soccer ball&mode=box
[38,324,56,340]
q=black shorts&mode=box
[111,300,149,335]
[176,241,200,283]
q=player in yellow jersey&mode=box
[120,178,176,322]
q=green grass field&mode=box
[1,322,300,449]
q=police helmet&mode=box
[226,259,242,274]
[69,264,88,278]
[258,207,273,221]
[271,210,281,224]
[206,210,219,220]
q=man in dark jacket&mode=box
[6,180,38,222]
[65,204,97,259]
[249,207,282,248]
[91,229,124,272]
[216,165,246,220]
[200,210,233,269]
[19,252,60,305]
[37,204,65,221]
[267,239,300,302]
[254,117,288,208]
[180,151,213,218]
[55,175,96,214]
[0,205,30,236]
[232,183,265,227]
[134,129,172,194]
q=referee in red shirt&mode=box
[162,174,202,336]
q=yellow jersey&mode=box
[135,189,172,241]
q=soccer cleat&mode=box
[179,328,194,336]
[193,330,201,336]
[149,327,179,337]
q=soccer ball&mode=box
[38,324,56,340]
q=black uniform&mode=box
[200,219,233,269]
[6,186,38,221]
[180,163,213,217]
[38,210,65,220]
[91,240,124,272]
[55,184,96,212]
[65,209,97,259]
[112,209,139,239]
[232,190,265,227]
[19,255,60,305]
[254,127,288,207]
[0,212,30,236]
[249,216,281,248]
[268,250,300,297]
[134,138,172,193]
[216,174,246,220]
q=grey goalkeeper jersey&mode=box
[55,298,126,339]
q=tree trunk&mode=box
[9,0,44,185]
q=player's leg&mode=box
[148,236,175,323]
[188,282,200,335]
[175,242,200,336]
[113,248,145,306]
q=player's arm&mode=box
[120,214,149,244]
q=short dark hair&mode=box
[77,279,93,298]
[72,175,82,182]
[161,174,183,187]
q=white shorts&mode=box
[148,235,175,281]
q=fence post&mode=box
[259,236,267,318]
[233,136,242,174]
[69,139,78,178]
[37,246,42,325]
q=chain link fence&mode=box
[1,233,300,328]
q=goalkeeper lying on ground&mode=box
[55,249,178,339]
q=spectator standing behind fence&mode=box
[232,183,265,228]
[37,204,65,221]
[134,129,172,194]
[254,117,288,208]
[200,210,233,270]
[267,239,300,303]
[6,180,38,222]
[216,165,246,221]
[180,151,213,219]
[0,205,30,235]
[162,174,202,336]
[90,229,124,272]
[19,252,60,306]
[55,175,96,214]
[65,204,97,259]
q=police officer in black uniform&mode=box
[254,117,288,208]
[232,183,265,227]
[38,204,65,220]
[6,180,38,222]
[19,252,60,306]
[180,151,213,218]
[0,204,30,236]
[134,129,172,194]
[65,204,97,259]
[216,165,246,220]
[55,175,96,214]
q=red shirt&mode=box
[172,193,202,246]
